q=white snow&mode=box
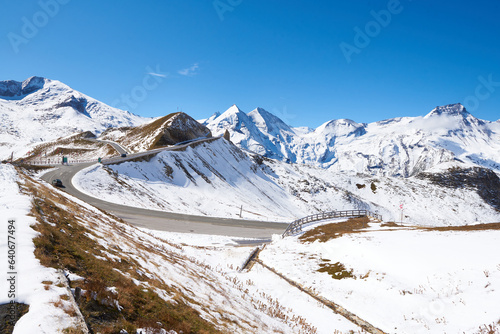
[2,133,499,334]
[1,87,500,333]
[260,223,500,333]
[0,164,85,333]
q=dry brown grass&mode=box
[475,320,500,334]
[118,113,177,151]
[300,216,371,243]
[19,170,220,334]
[420,222,500,232]
[317,261,355,280]
[380,222,404,228]
[62,327,86,334]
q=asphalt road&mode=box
[86,138,128,155]
[40,161,288,243]
[95,139,128,155]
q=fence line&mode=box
[282,210,383,237]
[25,159,99,166]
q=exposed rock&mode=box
[0,302,30,334]
[0,76,45,98]
[0,80,22,97]
[80,131,97,139]
[155,112,212,147]
[21,76,45,95]
[417,167,500,210]
[223,129,231,141]
[55,95,88,115]
[424,103,468,118]
[115,112,212,152]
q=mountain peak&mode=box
[253,107,268,114]
[248,107,293,134]
[248,107,275,119]
[425,103,469,118]
[0,76,47,98]
[21,76,46,94]
[213,104,249,124]
[224,104,244,115]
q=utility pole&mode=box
[239,205,243,218]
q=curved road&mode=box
[92,139,129,155]
[40,161,287,243]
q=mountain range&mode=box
[1,76,499,181]
[203,104,500,177]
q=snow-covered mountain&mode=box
[0,76,148,159]
[204,105,297,161]
[203,103,500,177]
[75,137,500,225]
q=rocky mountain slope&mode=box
[203,103,500,177]
[100,112,212,153]
[0,76,148,159]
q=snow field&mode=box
[260,225,500,333]
[146,229,362,334]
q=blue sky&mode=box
[1,0,499,127]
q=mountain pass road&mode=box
[40,162,288,243]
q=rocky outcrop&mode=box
[116,112,212,152]
[417,167,500,210]
[55,95,88,115]
[154,112,212,147]
[0,76,45,98]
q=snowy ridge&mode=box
[204,103,500,176]
[0,76,148,159]
[0,76,45,98]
